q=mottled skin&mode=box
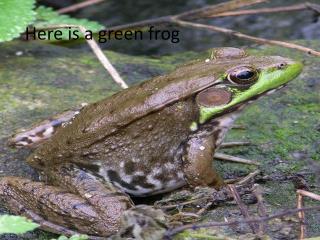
[0,48,302,238]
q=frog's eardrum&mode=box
[196,87,232,107]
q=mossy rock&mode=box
[0,40,319,239]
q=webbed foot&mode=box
[111,205,167,240]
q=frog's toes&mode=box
[112,205,168,240]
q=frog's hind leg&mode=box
[0,177,108,238]
[8,104,87,148]
[0,165,133,238]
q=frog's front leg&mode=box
[0,164,133,238]
[182,132,225,188]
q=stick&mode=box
[220,141,251,148]
[214,152,260,165]
[174,0,267,20]
[35,24,128,89]
[58,0,105,14]
[297,190,320,201]
[228,184,258,233]
[252,184,268,235]
[237,169,261,185]
[206,3,308,18]
[307,2,320,14]
[173,20,320,57]
[296,190,320,240]
[297,191,305,240]
[231,124,246,130]
[108,0,266,32]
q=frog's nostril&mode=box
[277,62,287,69]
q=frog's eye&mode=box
[226,66,258,85]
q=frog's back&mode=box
[26,60,217,167]
[78,60,217,136]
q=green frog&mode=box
[0,48,302,239]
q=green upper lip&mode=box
[199,61,303,124]
[255,61,303,94]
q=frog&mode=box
[0,48,303,239]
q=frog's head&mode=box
[196,48,303,124]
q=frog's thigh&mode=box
[1,193,102,239]
[48,163,134,219]
[0,177,109,237]
[182,134,224,188]
[0,174,132,237]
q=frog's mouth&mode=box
[201,83,287,123]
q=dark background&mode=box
[38,0,320,55]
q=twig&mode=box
[297,191,305,240]
[296,190,320,240]
[35,24,128,89]
[58,0,105,14]
[155,197,210,210]
[228,184,258,233]
[206,3,309,18]
[164,205,320,238]
[214,152,260,165]
[173,20,320,57]
[220,141,251,148]
[237,170,261,185]
[297,189,320,201]
[307,2,320,14]
[252,184,268,235]
[170,212,200,222]
[196,202,213,215]
[173,0,267,20]
[231,124,246,130]
[224,169,260,184]
[108,0,266,32]
[224,178,242,184]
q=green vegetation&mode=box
[34,6,104,40]
[0,0,36,42]
[0,215,39,234]
[0,0,103,42]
